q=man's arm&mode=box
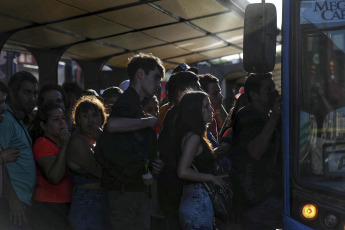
[106,116,158,132]
[247,100,281,160]
[2,165,27,226]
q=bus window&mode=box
[298,0,345,194]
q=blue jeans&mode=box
[178,184,214,230]
[69,188,111,230]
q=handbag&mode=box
[192,159,233,218]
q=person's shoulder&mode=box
[184,132,201,143]
[110,87,141,117]
[116,87,139,104]
[0,111,15,129]
[235,106,253,119]
[234,106,260,127]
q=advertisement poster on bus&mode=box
[301,1,345,25]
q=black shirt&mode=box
[95,87,157,192]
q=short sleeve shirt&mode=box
[231,105,282,204]
[0,105,36,205]
[110,87,144,119]
[33,137,72,203]
[96,87,158,192]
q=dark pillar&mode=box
[76,58,108,93]
[0,32,17,79]
[0,32,14,50]
[26,46,69,87]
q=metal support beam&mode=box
[76,58,108,93]
[26,46,69,87]
[0,32,14,51]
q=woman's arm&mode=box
[177,134,224,188]
[67,134,102,178]
[36,131,71,184]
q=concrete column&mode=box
[26,46,69,87]
[76,58,108,93]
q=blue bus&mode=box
[244,1,345,229]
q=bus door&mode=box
[243,1,345,229]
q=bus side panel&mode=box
[283,214,313,230]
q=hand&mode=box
[1,147,20,163]
[146,115,158,130]
[211,174,228,191]
[271,97,282,120]
[9,198,26,226]
[59,130,71,147]
[88,125,103,141]
[151,157,164,176]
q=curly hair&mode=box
[72,95,107,127]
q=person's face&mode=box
[258,78,277,110]
[207,82,223,110]
[40,108,67,139]
[141,67,162,97]
[202,96,214,124]
[104,97,118,114]
[77,108,102,135]
[42,90,65,111]
[143,99,159,117]
[12,81,38,115]
[0,91,7,122]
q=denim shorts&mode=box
[69,188,111,230]
[178,183,214,230]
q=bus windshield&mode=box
[298,0,345,194]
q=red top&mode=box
[33,137,72,203]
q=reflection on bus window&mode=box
[298,14,345,193]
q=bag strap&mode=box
[191,162,212,193]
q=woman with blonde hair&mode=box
[67,95,111,230]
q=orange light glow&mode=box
[301,204,318,220]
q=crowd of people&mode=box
[0,52,283,230]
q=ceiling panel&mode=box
[191,12,243,33]
[166,53,207,65]
[0,0,85,23]
[57,0,139,12]
[144,23,205,42]
[106,53,134,68]
[139,44,190,59]
[10,27,85,49]
[0,17,31,33]
[100,5,178,29]
[217,29,243,45]
[175,36,227,52]
[155,0,228,19]
[67,41,124,59]
[106,53,177,70]
[50,16,131,39]
[200,46,242,59]
[0,0,248,68]
[100,32,164,50]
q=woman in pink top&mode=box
[31,103,73,230]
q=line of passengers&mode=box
[0,52,283,230]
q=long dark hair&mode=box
[173,91,214,159]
